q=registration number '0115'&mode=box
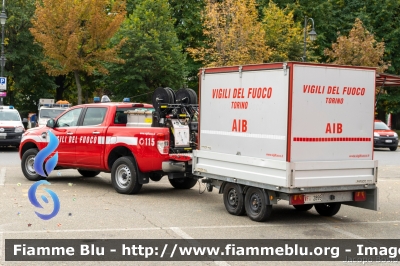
[304,194,322,203]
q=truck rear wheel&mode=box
[111,157,142,194]
[293,204,313,211]
[21,148,44,181]
[223,183,246,216]
[77,170,100,178]
[244,187,272,222]
[314,203,341,216]
[169,178,197,189]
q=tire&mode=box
[223,183,246,216]
[293,204,313,211]
[390,146,397,151]
[77,169,100,177]
[111,157,142,194]
[21,148,44,181]
[169,178,197,189]
[244,187,272,222]
[314,203,341,216]
[149,172,163,182]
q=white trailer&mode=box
[192,62,378,221]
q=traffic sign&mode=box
[0,77,6,91]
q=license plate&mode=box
[385,140,392,143]
[304,193,322,203]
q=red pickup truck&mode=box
[19,100,198,194]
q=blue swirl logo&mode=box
[28,180,60,220]
[29,130,60,220]
[34,130,59,177]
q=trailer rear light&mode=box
[156,133,169,154]
[290,194,305,205]
[354,191,366,201]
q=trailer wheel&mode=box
[293,204,313,211]
[77,170,100,177]
[314,203,341,216]
[21,148,45,181]
[223,183,246,216]
[244,187,272,222]
[169,178,197,189]
[111,157,142,194]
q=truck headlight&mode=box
[394,133,398,138]
[15,126,24,133]
[374,132,379,137]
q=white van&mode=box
[0,106,25,148]
[36,99,71,127]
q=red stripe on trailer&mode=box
[293,137,371,142]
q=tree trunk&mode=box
[74,70,82,104]
[55,75,67,101]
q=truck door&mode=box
[51,108,83,166]
[74,107,107,169]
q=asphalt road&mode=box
[0,146,399,265]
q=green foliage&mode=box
[262,1,304,62]
[105,0,187,103]
[169,0,205,91]
[5,0,57,114]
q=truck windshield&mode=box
[0,111,20,121]
[374,121,390,130]
[40,109,65,118]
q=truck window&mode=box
[82,107,107,126]
[56,108,82,127]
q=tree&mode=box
[104,0,187,102]
[169,0,205,90]
[324,18,388,73]
[262,1,304,62]
[188,0,271,67]
[5,0,57,114]
[30,0,127,104]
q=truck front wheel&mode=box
[314,203,341,216]
[111,157,142,194]
[21,148,44,181]
[223,183,246,216]
[244,187,272,222]
[169,178,197,189]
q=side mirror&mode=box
[46,119,56,128]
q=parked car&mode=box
[0,106,25,148]
[374,119,398,151]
